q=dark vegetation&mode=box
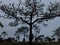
[0,42,60,45]
[0,35,60,45]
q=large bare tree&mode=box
[0,0,60,45]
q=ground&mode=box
[0,42,60,45]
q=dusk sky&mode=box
[0,0,60,39]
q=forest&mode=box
[0,0,60,45]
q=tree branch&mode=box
[20,17,30,25]
[32,14,60,24]
[32,17,45,24]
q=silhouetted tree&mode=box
[33,25,40,36]
[0,0,60,45]
[4,37,12,42]
[34,35,44,42]
[44,36,52,42]
[38,35,44,42]
[15,26,29,42]
[52,27,60,42]
[51,38,55,42]
[52,27,60,38]
[16,36,20,42]
[19,26,29,42]
[15,31,20,41]
[1,31,8,39]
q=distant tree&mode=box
[16,36,20,42]
[4,37,12,42]
[52,27,60,42]
[0,0,60,45]
[15,26,29,42]
[19,26,29,42]
[44,36,51,42]
[51,38,55,42]
[38,35,44,42]
[33,25,41,41]
[52,27,60,38]
[34,35,44,42]
[44,36,55,42]
[15,30,20,41]
[14,33,20,42]
[1,31,8,39]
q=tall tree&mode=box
[0,0,60,45]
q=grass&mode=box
[0,42,60,45]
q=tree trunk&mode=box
[29,24,33,45]
[29,13,33,45]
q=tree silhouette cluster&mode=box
[0,0,60,45]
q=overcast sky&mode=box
[0,0,60,39]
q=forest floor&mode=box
[0,42,60,45]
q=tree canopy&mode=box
[0,0,60,44]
